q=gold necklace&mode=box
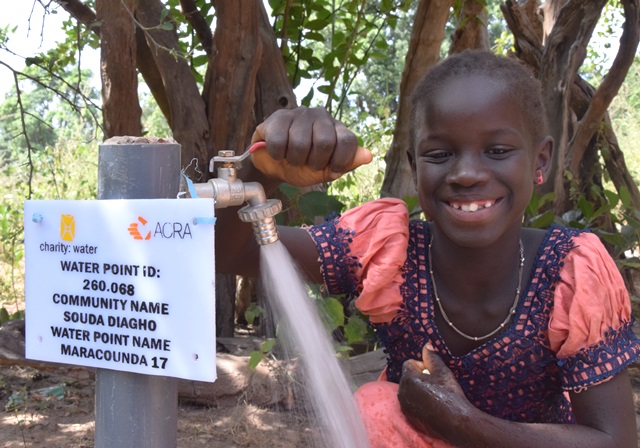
[428,238,525,342]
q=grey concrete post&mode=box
[96,139,181,448]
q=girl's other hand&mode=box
[251,106,372,187]
[398,344,474,443]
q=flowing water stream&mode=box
[259,240,370,448]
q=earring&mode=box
[535,169,544,185]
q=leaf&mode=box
[261,338,276,353]
[402,196,420,214]
[278,183,300,200]
[25,56,44,67]
[598,232,626,248]
[529,210,555,229]
[344,315,368,344]
[298,191,344,222]
[603,189,619,207]
[317,84,333,95]
[192,54,209,68]
[319,297,344,331]
[159,22,174,31]
[620,186,631,208]
[619,259,640,270]
[369,51,387,60]
[244,304,264,326]
[577,197,594,221]
[305,31,325,42]
[0,308,9,325]
[306,19,330,31]
[301,89,315,107]
[380,0,394,12]
[248,351,262,370]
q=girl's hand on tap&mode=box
[251,107,372,187]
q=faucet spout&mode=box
[191,149,282,245]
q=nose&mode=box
[445,152,489,187]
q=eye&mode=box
[422,149,452,163]
[485,146,514,158]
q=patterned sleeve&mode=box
[304,198,409,323]
[548,231,640,391]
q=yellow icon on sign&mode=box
[60,214,75,242]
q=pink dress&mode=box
[305,199,640,448]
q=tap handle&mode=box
[209,142,267,173]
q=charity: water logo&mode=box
[60,214,75,242]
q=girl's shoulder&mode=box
[524,224,596,262]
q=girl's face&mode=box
[409,74,552,249]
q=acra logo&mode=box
[128,216,193,240]
[128,216,152,240]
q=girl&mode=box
[215,51,639,447]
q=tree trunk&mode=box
[380,0,452,200]
[538,0,607,213]
[96,0,142,138]
[205,0,263,154]
[450,0,490,54]
[136,0,211,179]
[254,4,298,120]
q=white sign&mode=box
[24,199,217,382]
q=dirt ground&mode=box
[0,362,321,448]
[1,331,640,447]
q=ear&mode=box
[406,149,417,185]
[534,136,553,184]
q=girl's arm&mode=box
[398,347,637,448]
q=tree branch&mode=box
[178,0,213,56]
[53,0,101,32]
[567,0,640,175]
[12,70,34,199]
[501,0,543,73]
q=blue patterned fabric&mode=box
[307,218,640,424]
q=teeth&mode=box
[451,201,495,212]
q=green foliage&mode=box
[609,58,640,183]
[140,91,172,137]
[0,60,99,308]
[270,0,413,117]
[248,338,276,369]
[0,307,23,326]
[582,0,624,81]
[275,183,345,226]
[244,303,265,326]
[526,183,640,264]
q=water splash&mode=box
[260,241,370,448]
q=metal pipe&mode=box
[96,138,180,448]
